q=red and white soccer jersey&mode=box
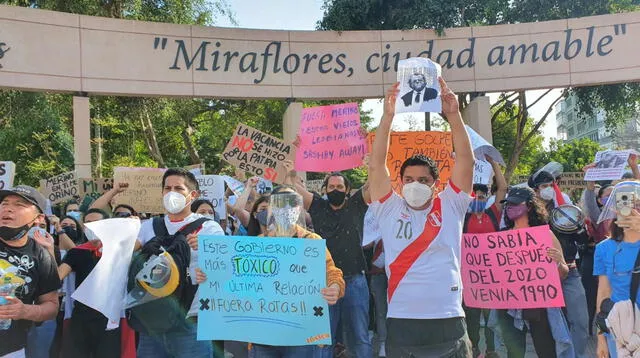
[369,181,472,319]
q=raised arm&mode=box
[441,77,474,194]
[90,183,129,211]
[369,83,399,203]
[487,156,507,212]
[231,177,258,228]
[283,160,313,211]
[630,154,640,179]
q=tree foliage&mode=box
[530,137,603,174]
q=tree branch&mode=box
[525,89,554,110]
[523,89,568,144]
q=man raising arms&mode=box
[368,78,475,357]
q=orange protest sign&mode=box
[368,131,454,192]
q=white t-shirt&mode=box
[137,213,224,317]
[369,181,472,319]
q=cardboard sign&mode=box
[222,124,294,184]
[368,131,453,192]
[296,103,367,172]
[461,225,565,309]
[395,58,442,114]
[41,171,79,204]
[78,178,114,200]
[473,160,493,185]
[584,150,637,181]
[196,175,226,219]
[197,235,331,346]
[112,167,166,214]
[512,172,587,189]
[0,162,16,190]
[306,179,324,194]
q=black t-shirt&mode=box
[0,239,61,355]
[309,189,368,276]
[62,248,102,319]
[554,229,589,262]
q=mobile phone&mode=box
[616,192,635,216]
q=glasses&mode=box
[114,212,132,218]
[613,245,640,276]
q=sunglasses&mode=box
[114,212,132,218]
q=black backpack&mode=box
[126,216,209,334]
[463,208,500,233]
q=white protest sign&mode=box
[222,175,245,196]
[72,218,140,326]
[195,175,226,218]
[0,162,16,190]
[466,126,505,166]
[584,150,638,181]
[395,58,442,114]
[473,160,493,185]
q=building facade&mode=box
[556,93,640,149]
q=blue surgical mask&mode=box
[66,211,82,221]
[469,200,487,213]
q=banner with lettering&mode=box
[196,175,226,219]
[112,167,166,214]
[222,123,294,184]
[0,162,16,190]
[461,225,565,309]
[40,171,79,204]
[78,178,114,200]
[196,235,331,346]
[584,150,638,181]
[368,131,453,192]
[296,103,367,172]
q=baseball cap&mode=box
[501,186,535,205]
[0,185,47,213]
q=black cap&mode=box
[501,186,535,205]
[528,170,554,189]
[0,185,47,213]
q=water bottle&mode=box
[0,277,14,330]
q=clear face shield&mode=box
[597,181,640,224]
[533,162,564,181]
[268,192,305,237]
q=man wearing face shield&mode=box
[0,185,61,358]
[530,169,591,358]
[133,168,224,358]
[284,162,373,357]
[368,78,475,357]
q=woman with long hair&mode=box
[498,186,571,358]
[594,181,640,357]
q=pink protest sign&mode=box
[295,103,367,172]
[461,225,565,309]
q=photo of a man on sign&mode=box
[395,57,442,114]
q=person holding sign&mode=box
[284,162,373,358]
[195,186,345,358]
[133,168,224,358]
[368,77,475,357]
[593,181,640,358]
[462,156,507,358]
[497,186,571,358]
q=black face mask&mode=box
[0,224,31,242]
[326,190,346,206]
[63,226,80,243]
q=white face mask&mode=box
[163,191,190,214]
[540,187,555,201]
[402,182,433,208]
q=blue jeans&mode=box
[561,269,590,358]
[137,324,212,358]
[330,273,373,358]
[249,344,315,358]
[25,319,56,358]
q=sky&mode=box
[217,0,560,145]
